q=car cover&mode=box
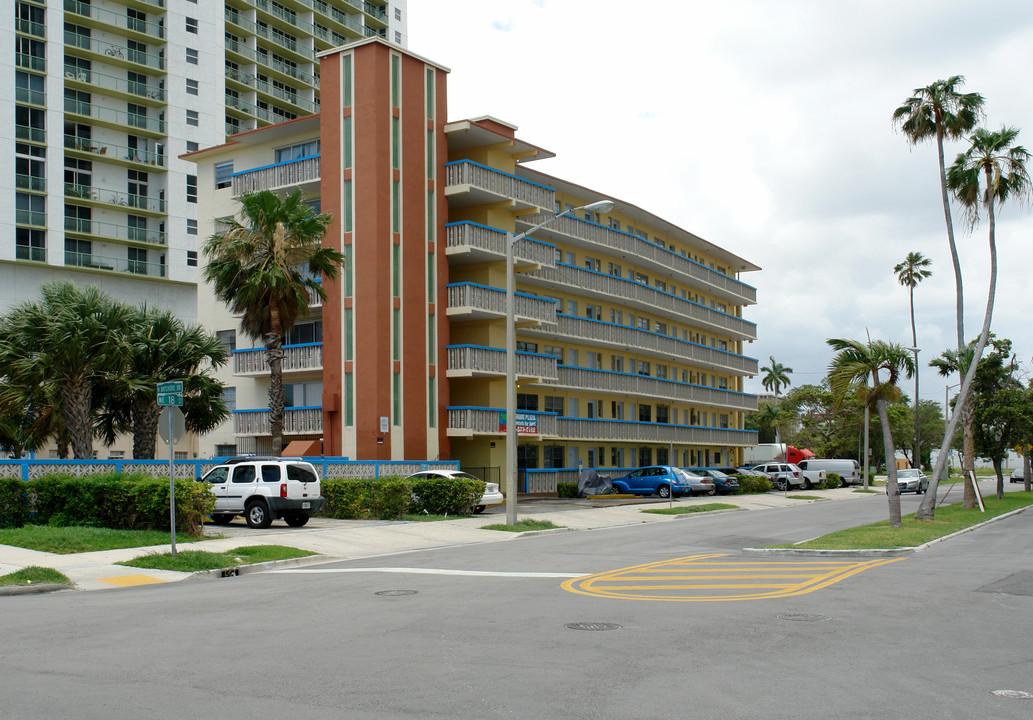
[577,468,613,497]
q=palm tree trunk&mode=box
[60,375,93,459]
[132,398,162,459]
[909,285,920,468]
[936,128,965,351]
[917,172,999,520]
[961,395,976,509]
[266,308,285,455]
[877,396,902,528]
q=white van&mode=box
[796,459,861,486]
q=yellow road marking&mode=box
[97,574,167,587]
[562,554,905,602]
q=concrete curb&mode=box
[187,552,338,581]
[0,582,76,597]
[743,503,1032,556]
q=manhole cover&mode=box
[375,590,417,596]
[566,622,621,631]
[991,690,1033,699]
[777,613,831,623]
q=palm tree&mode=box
[918,126,1032,520]
[203,189,343,454]
[894,251,932,468]
[98,306,231,459]
[0,283,132,459]
[761,356,793,397]
[893,77,983,351]
[930,344,977,508]
[827,338,915,527]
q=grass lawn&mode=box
[0,566,72,587]
[119,545,315,572]
[642,503,737,515]
[787,495,824,501]
[0,525,206,555]
[481,519,562,532]
[785,493,1033,549]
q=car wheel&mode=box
[657,484,671,499]
[211,514,234,525]
[802,478,812,490]
[473,505,485,514]
[707,487,717,496]
[775,479,786,492]
[284,513,310,527]
[245,501,272,529]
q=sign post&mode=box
[157,381,184,556]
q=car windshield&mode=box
[708,470,730,479]
[897,469,920,478]
[453,473,482,481]
[673,468,701,482]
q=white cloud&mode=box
[408,0,1033,406]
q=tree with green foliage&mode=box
[97,306,230,459]
[893,77,983,351]
[894,251,932,467]
[203,189,343,454]
[0,283,132,459]
[920,126,1032,519]
[761,357,793,397]
[827,338,915,527]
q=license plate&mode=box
[302,502,310,509]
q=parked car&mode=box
[749,463,805,491]
[694,469,740,495]
[796,459,862,486]
[610,466,714,498]
[405,470,503,513]
[1010,468,1027,484]
[199,456,324,528]
[888,468,928,494]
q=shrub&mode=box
[321,478,372,519]
[735,474,772,494]
[0,477,28,528]
[410,476,484,515]
[369,477,413,519]
[26,473,212,536]
[825,472,842,489]
[557,481,578,498]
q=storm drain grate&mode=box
[566,622,621,631]
[991,690,1033,699]
[375,590,417,596]
[777,614,831,623]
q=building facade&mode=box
[3,0,405,318]
[191,39,760,490]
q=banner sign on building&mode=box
[498,411,538,435]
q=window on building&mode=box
[186,250,198,267]
[611,448,624,467]
[656,406,669,424]
[543,445,564,469]
[637,360,650,376]
[186,48,198,64]
[285,381,322,407]
[16,228,45,262]
[222,387,236,413]
[544,396,564,415]
[543,345,563,361]
[516,341,538,353]
[611,401,624,420]
[214,161,233,189]
[216,329,236,353]
[186,17,198,33]
[656,365,668,380]
[638,404,651,422]
[186,140,199,152]
[566,349,579,367]
[611,356,623,372]
[584,257,600,272]
[186,174,197,203]
[127,247,147,274]
[186,109,199,127]
[186,78,198,95]
[275,140,319,162]
[656,448,669,466]
[608,262,622,277]
[638,447,652,467]
[516,393,538,411]
[186,219,197,235]
[286,320,322,345]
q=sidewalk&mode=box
[0,487,871,594]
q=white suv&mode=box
[750,463,806,491]
[200,457,325,528]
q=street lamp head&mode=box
[906,347,921,353]
[580,200,615,213]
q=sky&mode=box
[407,0,1033,411]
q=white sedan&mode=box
[405,470,504,513]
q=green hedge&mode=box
[825,472,842,489]
[734,474,772,494]
[0,477,28,528]
[25,473,212,535]
[557,481,578,498]
[321,476,485,519]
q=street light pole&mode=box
[505,199,614,526]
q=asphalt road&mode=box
[1,489,1030,719]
